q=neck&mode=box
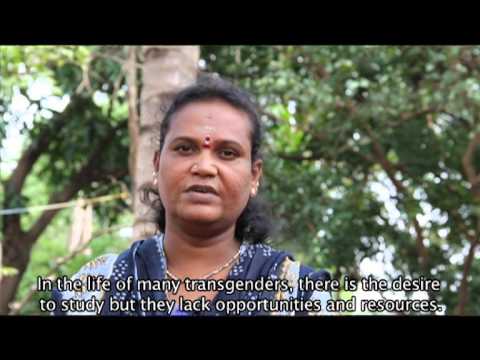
[162,219,240,278]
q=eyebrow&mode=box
[170,136,245,150]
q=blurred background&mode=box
[1,46,480,315]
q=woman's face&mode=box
[154,99,262,232]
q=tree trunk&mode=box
[0,232,3,285]
[0,111,128,314]
[0,232,32,314]
[132,46,199,240]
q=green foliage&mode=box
[1,46,130,314]
[17,210,133,315]
[203,45,480,314]
[4,46,480,314]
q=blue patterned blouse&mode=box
[52,233,331,316]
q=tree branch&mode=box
[9,224,128,315]
[24,122,127,245]
[5,107,72,197]
[2,100,81,236]
[17,88,61,116]
[107,72,125,120]
[447,133,480,315]
[455,237,479,315]
[462,133,480,195]
[75,56,94,94]
[362,123,429,272]
[396,107,444,124]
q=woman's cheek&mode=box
[159,157,186,192]
[158,173,177,209]
[224,170,251,206]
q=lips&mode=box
[185,184,219,196]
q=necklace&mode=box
[165,248,241,281]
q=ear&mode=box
[153,151,161,172]
[251,159,263,190]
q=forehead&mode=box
[167,100,252,143]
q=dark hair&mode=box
[140,74,273,244]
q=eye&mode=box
[174,144,195,155]
[219,148,238,159]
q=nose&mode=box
[191,152,218,177]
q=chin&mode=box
[179,206,223,224]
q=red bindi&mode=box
[203,136,211,148]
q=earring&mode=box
[251,182,259,197]
[152,171,158,185]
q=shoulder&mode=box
[51,253,118,315]
[50,236,160,316]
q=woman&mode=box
[52,75,331,316]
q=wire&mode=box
[0,192,129,216]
